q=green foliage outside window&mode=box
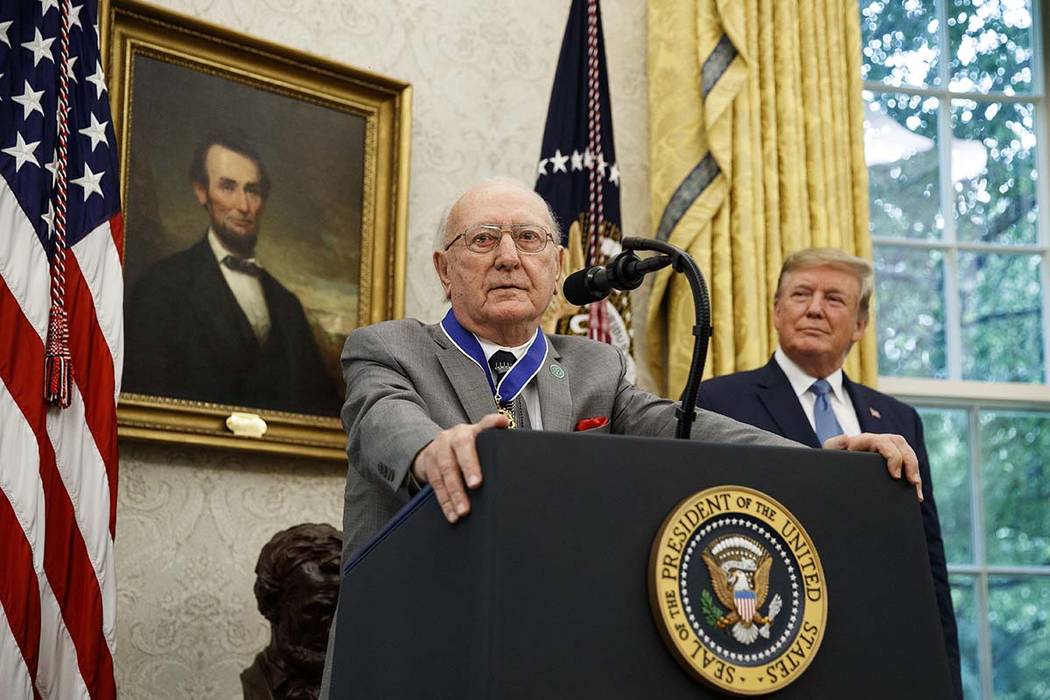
[861,0,1045,383]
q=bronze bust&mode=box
[242,523,342,700]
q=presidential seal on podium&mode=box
[649,486,828,695]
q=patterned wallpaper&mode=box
[116,443,345,698]
[115,1,650,697]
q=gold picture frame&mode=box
[103,0,410,460]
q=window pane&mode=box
[952,100,1039,245]
[948,0,1035,94]
[949,575,983,699]
[988,576,1050,699]
[874,246,947,377]
[919,408,973,563]
[860,0,940,88]
[981,410,1050,565]
[866,92,942,240]
[959,253,1044,382]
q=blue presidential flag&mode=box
[535,0,632,362]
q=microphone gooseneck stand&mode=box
[620,236,711,440]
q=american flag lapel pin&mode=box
[869,407,882,419]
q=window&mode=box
[920,401,1050,699]
[860,1,1050,697]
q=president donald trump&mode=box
[698,248,961,697]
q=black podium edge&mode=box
[343,485,435,576]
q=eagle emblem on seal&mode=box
[702,535,783,645]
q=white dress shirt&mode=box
[477,337,543,430]
[773,347,861,438]
[208,230,270,344]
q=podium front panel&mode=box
[331,430,952,699]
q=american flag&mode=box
[535,0,632,356]
[0,1,122,698]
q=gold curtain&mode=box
[646,0,875,397]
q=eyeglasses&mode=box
[443,224,555,254]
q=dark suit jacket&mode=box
[698,358,962,698]
[124,236,340,415]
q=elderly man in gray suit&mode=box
[319,178,923,696]
[337,178,923,558]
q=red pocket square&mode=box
[575,416,609,431]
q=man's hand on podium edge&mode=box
[823,433,923,502]
[411,413,511,523]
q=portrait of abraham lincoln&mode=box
[121,54,366,418]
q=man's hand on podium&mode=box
[411,413,511,523]
[823,433,923,502]
[408,418,921,523]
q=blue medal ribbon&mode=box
[439,309,549,407]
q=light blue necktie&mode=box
[809,379,844,444]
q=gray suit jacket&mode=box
[338,319,798,562]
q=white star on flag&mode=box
[609,163,620,186]
[0,20,12,48]
[40,0,60,14]
[596,152,607,177]
[549,149,569,173]
[41,199,56,237]
[86,60,107,99]
[3,132,40,172]
[64,55,79,83]
[12,80,45,119]
[583,148,593,169]
[570,150,583,171]
[79,113,110,152]
[44,154,59,181]
[537,158,548,176]
[71,162,105,200]
[21,28,55,67]
[69,2,84,29]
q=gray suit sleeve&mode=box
[608,347,801,449]
[341,326,442,495]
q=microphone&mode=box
[562,250,672,305]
